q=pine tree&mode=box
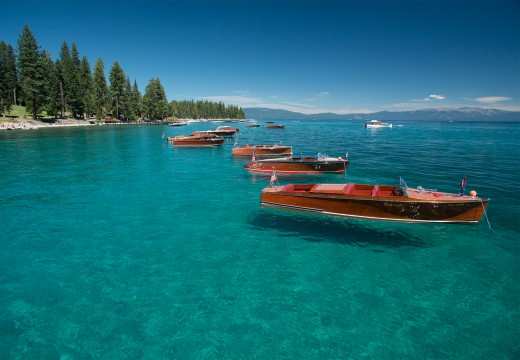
[60,42,83,118]
[80,56,94,118]
[4,44,18,107]
[17,24,45,120]
[108,61,126,120]
[142,78,168,120]
[53,59,65,118]
[69,43,83,117]
[132,80,142,119]
[0,41,8,115]
[122,76,137,121]
[93,58,109,120]
[41,50,60,117]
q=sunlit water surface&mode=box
[0,120,518,359]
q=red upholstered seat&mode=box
[281,184,295,192]
[343,183,356,195]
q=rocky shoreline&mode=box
[0,118,97,130]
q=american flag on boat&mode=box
[270,170,277,187]
[460,175,467,195]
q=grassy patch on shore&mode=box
[1,105,29,120]
[1,105,56,122]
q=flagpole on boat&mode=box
[272,166,280,190]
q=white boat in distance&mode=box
[365,119,392,128]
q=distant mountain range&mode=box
[244,107,520,122]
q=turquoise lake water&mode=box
[0,120,519,359]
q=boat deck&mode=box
[405,188,475,201]
[265,183,483,202]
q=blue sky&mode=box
[2,1,519,114]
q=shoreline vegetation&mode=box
[1,25,245,122]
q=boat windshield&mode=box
[400,177,408,190]
[391,177,409,197]
[317,153,329,160]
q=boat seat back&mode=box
[281,184,295,192]
[371,185,381,197]
[343,183,356,195]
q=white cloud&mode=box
[474,96,511,103]
[428,94,445,100]
[318,91,330,97]
[411,94,446,102]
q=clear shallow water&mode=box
[0,120,518,359]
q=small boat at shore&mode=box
[192,126,239,136]
[167,134,224,147]
[260,179,490,224]
[265,124,285,129]
[169,121,187,126]
[365,119,392,128]
[244,154,349,174]
[232,144,293,158]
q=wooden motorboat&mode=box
[265,124,285,129]
[244,154,349,174]
[167,133,224,147]
[232,145,293,158]
[197,126,239,136]
[365,119,392,128]
[260,180,490,224]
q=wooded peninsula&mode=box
[0,25,246,122]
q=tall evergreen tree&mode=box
[53,59,66,118]
[41,50,60,117]
[4,44,18,107]
[108,61,126,120]
[69,43,83,117]
[58,42,71,116]
[60,42,83,117]
[0,41,8,115]
[142,78,168,120]
[17,24,45,120]
[93,58,109,120]
[133,80,142,119]
[80,56,94,118]
[0,42,19,114]
[122,76,136,121]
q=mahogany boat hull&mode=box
[265,125,285,129]
[245,157,349,174]
[232,145,293,158]
[168,136,224,147]
[192,130,236,136]
[260,183,490,223]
